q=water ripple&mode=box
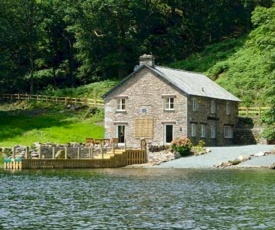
[0,169,275,229]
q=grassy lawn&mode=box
[0,101,104,147]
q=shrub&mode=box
[149,145,169,152]
[171,137,192,156]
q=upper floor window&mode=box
[192,98,198,111]
[226,101,231,115]
[165,97,175,110]
[116,98,126,111]
[211,100,216,114]
[224,126,233,138]
[201,124,206,138]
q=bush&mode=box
[171,137,192,156]
[149,145,169,152]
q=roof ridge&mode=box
[155,65,205,76]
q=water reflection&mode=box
[0,168,275,229]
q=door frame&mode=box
[116,125,125,144]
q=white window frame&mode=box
[164,97,175,110]
[224,126,233,139]
[192,98,198,111]
[211,125,216,139]
[211,100,216,114]
[226,101,231,115]
[116,98,126,111]
[191,123,196,137]
[201,124,206,138]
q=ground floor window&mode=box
[224,126,233,139]
[211,125,216,139]
[201,124,206,138]
[191,123,196,137]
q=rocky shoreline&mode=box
[127,145,275,169]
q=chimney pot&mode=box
[139,54,155,67]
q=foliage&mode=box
[41,80,118,98]
[0,153,4,166]
[171,5,275,106]
[149,145,170,152]
[171,137,192,156]
[192,140,207,156]
[262,107,275,141]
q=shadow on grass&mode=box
[0,110,72,141]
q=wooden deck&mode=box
[4,149,148,170]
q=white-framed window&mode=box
[201,124,206,138]
[226,101,231,115]
[116,98,126,111]
[211,100,216,114]
[211,125,216,139]
[224,126,233,139]
[191,123,196,137]
[192,98,198,111]
[164,97,175,110]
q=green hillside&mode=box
[171,6,275,107]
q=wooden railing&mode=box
[1,94,271,117]
[0,93,104,107]
[238,107,270,117]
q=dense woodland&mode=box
[0,0,273,91]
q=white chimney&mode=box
[139,54,155,67]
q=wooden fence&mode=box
[238,107,270,117]
[0,93,104,107]
[1,93,270,117]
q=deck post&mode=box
[12,146,16,159]
[91,147,94,159]
[100,141,104,159]
[38,146,41,159]
[88,147,91,159]
[77,147,80,159]
[52,147,55,159]
[65,147,68,159]
[26,146,30,159]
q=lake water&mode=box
[0,168,275,229]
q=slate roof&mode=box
[103,64,241,102]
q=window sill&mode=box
[164,109,175,112]
[116,110,126,114]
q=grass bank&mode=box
[0,100,104,147]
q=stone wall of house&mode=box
[104,67,239,147]
[187,96,239,146]
[104,68,189,148]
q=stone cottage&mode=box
[103,54,241,147]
